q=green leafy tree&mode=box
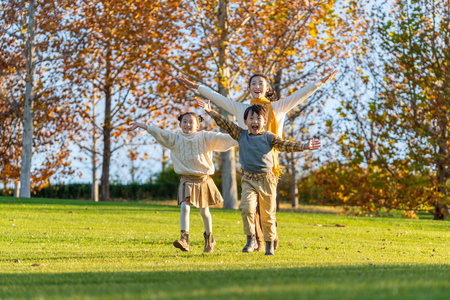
[319,0,449,219]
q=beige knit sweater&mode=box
[146,125,237,176]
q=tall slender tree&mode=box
[62,0,182,201]
[0,0,77,195]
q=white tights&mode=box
[180,201,212,234]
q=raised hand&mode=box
[197,100,211,112]
[321,69,338,84]
[308,139,321,150]
[127,122,146,131]
[178,76,199,90]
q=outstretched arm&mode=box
[198,100,243,140]
[272,69,338,115]
[128,122,147,131]
[178,76,199,90]
[272,136,321,153]
[127,122,177,149]
[321,69,338,84]
[179,76,248,122]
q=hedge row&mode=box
[1,168,181,201]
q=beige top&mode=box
[146,125,237,176]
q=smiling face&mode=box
[244,111,267,135]
[179,114,200,134]
[249,76,270,99]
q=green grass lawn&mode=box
[0,196,448,300]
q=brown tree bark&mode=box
[218,0,238,209]
[100,42,112,202]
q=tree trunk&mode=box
[218,0,238,209]
[19,0,36,198]
[220,122,238,209]
[91,95,99,202]
[14,181,20,198]
[434,122,448,220]
[273,68,282,100]
[92,173,99,202]
[100,43,112,201]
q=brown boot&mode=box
[203,232,216,253]
[173,230,189,251]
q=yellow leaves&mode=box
[308,22,318,38]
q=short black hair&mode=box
[243,104,268,121]
[177,112,204,123]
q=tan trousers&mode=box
[239,173,277,242]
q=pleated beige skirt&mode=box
[177,175,223,208]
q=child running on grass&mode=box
[128,112,237,253]
[179,70,337,251]
[197,100,321,255]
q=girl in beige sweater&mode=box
[128,112,237,253]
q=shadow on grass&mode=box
[0,264,448,300]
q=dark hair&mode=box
[177,112,204,123]
[248,73,277,102]
[243,105,268,121]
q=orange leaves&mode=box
[304,159,437,219]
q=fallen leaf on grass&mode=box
[68,211,75,214]
[31,263,46,267]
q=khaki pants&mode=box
[239,173,277,242]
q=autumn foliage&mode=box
[0,0,448,220]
